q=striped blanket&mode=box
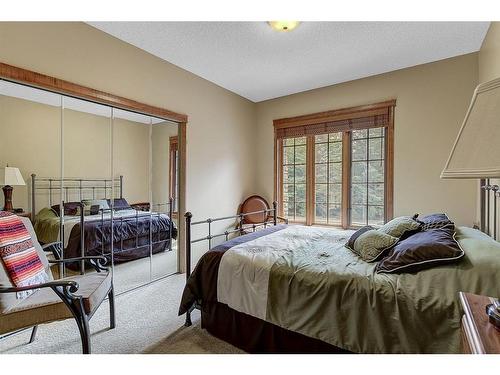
[0,211,48,299]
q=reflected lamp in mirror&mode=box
[441,77,500,179]
[0,166,26,211]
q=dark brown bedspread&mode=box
[179,224,348,353]
[66,213,177,265]
[179,225,286,315]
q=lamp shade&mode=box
[441,77,500,179]
[0,167,26,186]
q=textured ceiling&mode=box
[88,22,490,102]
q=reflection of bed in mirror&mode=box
[31,174,177,269]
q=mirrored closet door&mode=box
[112,109,153,293]
[0,80,64,277]
[62,97,112,279]
[151,119,179,281]
[0,77,182,294]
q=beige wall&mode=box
[255,53,479,226]
[0,22,257,227]
[0,94,153,210]
[0,95,60,209]
[479,22,500,83]
[0,22,488,231]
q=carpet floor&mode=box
[0,273,243,354]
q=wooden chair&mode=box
[236,195,288,234]
[0,217,115,354]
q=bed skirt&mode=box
[200,301,350,354]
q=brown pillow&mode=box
[418,213,454,231]
[51,202,80,216]
[376,226,464,274]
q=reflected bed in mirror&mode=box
[31,175,177,269]
[0,69,184,295]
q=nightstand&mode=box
[7,210,31,221]
[459,292,500,354]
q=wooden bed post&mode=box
[273,201,277,226]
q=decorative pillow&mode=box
[376,226,464,274]
[106,198,131,211]
[81,199,109,215]
[378,215,422,239]
[89,205,102,215]
[51,202,80,216]
[346,227,399,262]
[346,225,374,250]
[419,213,454,231]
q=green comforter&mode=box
[217,225,500,353]
[33,207,61,244]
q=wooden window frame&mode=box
[274,100,395,229]
[169,136,179,217]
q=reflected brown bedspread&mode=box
[65,213,177,265]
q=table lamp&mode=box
[0,166,26,211]
[441,76,500,329]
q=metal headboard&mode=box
[31,174,123,215]
[479,178,500,240]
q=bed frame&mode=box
[182,202,347,353]
[31,174,124,215]
[31,174,175,274]
[183,201,281,326]
[182,183,499,352]
[479,178,500,240]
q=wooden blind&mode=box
[273,100,396,139]
[275,113,389,139]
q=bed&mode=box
[179,208,500,354]
[31,175,177,267]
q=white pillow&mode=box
[81,199,110,215]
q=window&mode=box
[350,128,385,226]
[274,100,395,229]
[282,137,307,222]
[169,136,178,214]
[314,133,342,225]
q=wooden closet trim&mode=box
[178,122,187,273]
[169,136,179,216]
[0,62,188,123]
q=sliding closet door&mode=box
[0,80,62,264]
[151,120,179,280]
[62,97,112,276]
[111,109,153,293]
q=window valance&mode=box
[274,100,396,139]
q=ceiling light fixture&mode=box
[268,21,300,32]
